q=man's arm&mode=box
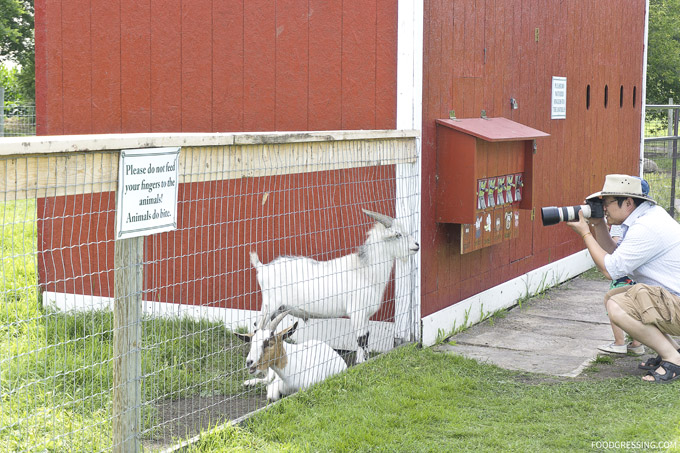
[566,212,612,279]
[590,218,617,253]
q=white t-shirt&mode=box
[609,224,623,241]
[604,202,680,295]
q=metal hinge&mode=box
[531,207,535,221]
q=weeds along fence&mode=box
[1,103,36,137]
[643,104,680,219]
[1,87,36,137]
[0,130,420,452]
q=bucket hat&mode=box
[586,174,655,204]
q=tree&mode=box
[0,65,24,101]
[0,0,34,101]
[646,0,680,104]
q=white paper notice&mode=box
[116,147,180,240]
[551,76,567,120]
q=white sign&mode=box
[116,147,180,240]
[551,76,567,119]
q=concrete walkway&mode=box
[435,276,616,378]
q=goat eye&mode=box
[395,233,402,239]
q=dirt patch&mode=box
[142,393,268,451]
[141,351,357,451]
[505,352,659,386]
[575,352,655,381]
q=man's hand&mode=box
[566,210,590,237]
[586,215,605,228]
[566,209,613,279]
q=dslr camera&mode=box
[541,198,604,226]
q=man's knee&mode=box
[606,298,626,321]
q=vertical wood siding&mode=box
[36,166,398,319]
[34,0,647,320]
[34,0,398,135]
[421,0,646,316]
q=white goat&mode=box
[250,209,420,364]
[235,310,347,401]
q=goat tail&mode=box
[250,251,262,269]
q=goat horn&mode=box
[268,309,290,331]
[362,209,394,228]
[256,306,270,331]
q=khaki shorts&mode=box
[608,284,680,336]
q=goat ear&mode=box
[280,321,298,341]
[362,209,393,228]
[233,331,253,343]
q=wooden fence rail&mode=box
[0,129,419,452]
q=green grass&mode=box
[643,115,680,220]
[579,266,608,282]
[1,303,250,451]
[5,193,680,451]
[189,346,680,452]
[592,354,615,365]
[0,199,37,289]
[0,200,252,451]
[2,109,36,137]
[644,116,668,137]
[644,170,680,218]
[643,108,680,223]
[184,424,298,453]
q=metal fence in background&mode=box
[0,131,420,452]
[1,88,36,137]
[643,103,680,220]
[1,103,35,137]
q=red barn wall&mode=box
[420,0,646,316]
[32,0,401,318]
[34,0,398,135]
[37,166,398,318]
[34,0,647,321]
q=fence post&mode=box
[0,87,4,137]
[669,98,675,157]
[113,236,144,453]
[670,108,680,219]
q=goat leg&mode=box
[244,368,275,387]
[356,331,370,364]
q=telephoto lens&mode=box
[540,204,592,226]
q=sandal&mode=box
[643,361,680,383]
[638,348,680,370]
[638,354,662,371]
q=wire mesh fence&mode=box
[643,104,680,220]
[0,132,420,452]
[1,103,36,137]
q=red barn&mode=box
[34,0,647,345]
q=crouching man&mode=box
[567,174,680,383]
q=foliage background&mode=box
[0,0,34,101]
[646,0,680,105]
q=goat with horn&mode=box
[249,208,420,365]
[235,310,347,401]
